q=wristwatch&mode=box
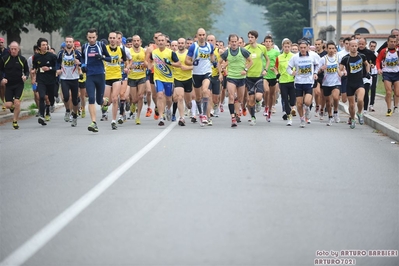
[244,68,248,72]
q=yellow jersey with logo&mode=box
[174,50,192,81]
[211,48,220,77]
[152,48,175,83]
[105,45,123,80]
[128,47,146,80]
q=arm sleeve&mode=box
[376,49,385,70]
[101,43,112,62]
[171,51,179,62]
[75,50,82,64]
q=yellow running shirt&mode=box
[105,45,123,80]
[128,47,146,80]
[174,50,192,81]
[152,48,177,83]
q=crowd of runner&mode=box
[0,27,398,131]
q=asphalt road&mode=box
[0,104,398,266]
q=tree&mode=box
[157,0,224,40]
[62,0,162,45]
[0,0,77,45]
[246,0,310,46]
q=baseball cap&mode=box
[0,37,4,43]
[60,42,66,48]
[122,37,127,45]
[74,41,81,47]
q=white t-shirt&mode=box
[319,54,341,86]
[287,52,320,84]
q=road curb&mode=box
[0,103,64,124]
[338,102,399,142]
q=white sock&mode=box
[191,100,197,116]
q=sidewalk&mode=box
[338,94,399,142]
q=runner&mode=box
[376,34,399,116]
[0,41,29,129]
[81,28,112,132]
[0,37,9,110]
[148,34,181,126]
[244,31,269,125]
[219,34,253,127]
[206,34,221,125]
[185,28,216,126]
[313,38,328,119]
[319,41,342,126]
[32,37,58,126]
[56,36,82,127]
[339,40,370,129]
[287,40,320,128]
[127,35,147,125]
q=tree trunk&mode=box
[6,29,21,45]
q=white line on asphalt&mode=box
[0,122,177,266]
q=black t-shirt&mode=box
[340,53,367,83]
[32,52,58,85]
[0,55,29,85]
[358,49,376,77]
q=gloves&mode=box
[276,73,281,80]
[212,61,217,68]
[79,74,84,80]
[164,58,172,65]
[95,54,103,60]
[81,64,87,73]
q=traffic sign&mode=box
[303,27,314,39]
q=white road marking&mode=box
[0,123,177,266]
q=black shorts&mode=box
[78,81,86,89]
[174,78,193,93]
[226,77,245,88]
[347,81,364,97]
[128,77,146,88]
[149,72,154,84]
[222,76,227,89]
[105,79,121,87]
[322,86,339,97]
[5,82,24,102]
[61,79,79,92]
[192,73,211,88]
[209,76,221,95]
[295,83,313,97]
[246,77,264,95]
[313,73,324,88]
[265,78,277,87]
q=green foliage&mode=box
[0,0,77,44]
[62,0,161,45]
[62,0,223,44]
[246,0,310,46]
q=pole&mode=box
[336,0,342,43]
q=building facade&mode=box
[311,0,399,46]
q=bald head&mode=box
[9,41,20,56]
[197,28,206,45]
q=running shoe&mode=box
[38,116,47,126]
[319,111,324,120]
[45,114,51,121]
[394,107,399,113]
[191,116,197,123]
[249,116,256,126]
[135,118,141,125]
[266,112,271,122]
[231,117,238,127]
[178,117,186,126]
[125,102,130,112]
[81,110,86,118]
[166,109,172,121]
[12,121,19,129]
[357,112,364,125]
[333,113,340,123]
[305,106,311,121]
[327,117,333,126]
[347,117,351,125]
[88,121,98,132]
[282,113,287,120]
[71,117,77,127]
[291,108,297,116]
[200,115,208,125]
[118,116,124,124]
[236,115,241,123]
[219,103,224,112]
[368,105,375,112]
[263,107,269,116]
[111,122,117,130]
[10,105,14,113]
[146,107,152,117]
[242,108,247,116]
[213,105,219,117]
[386,109,393,116]
[64,112,70,122]
[158,120,165,126]
[130,103,136,113]
[271,106,276,114]
[314,106,319,117]
[154,107,159,120]
[50,105,55,113]
[255,101,261,113]
[171,114,176,122]
[287,114,292,126]
[300,117,306,128]
[350,119,356,129]
[208,118,213,126]
[100,114,108,121]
